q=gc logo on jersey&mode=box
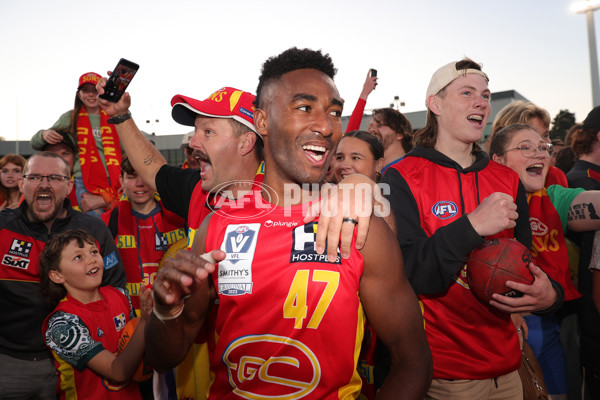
[290,222,340,264]
[432,201,458,220]
[223,334,320,399]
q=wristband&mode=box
[152,297,185,321]
[152,252,217,321]
[107,112,132,125]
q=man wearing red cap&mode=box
[146,46,431,400]
[97,84,263,399]
[32,72,123,217]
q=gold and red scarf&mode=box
[76,107,122,207]
[528,188,581,301]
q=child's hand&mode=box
[138,286,153,320]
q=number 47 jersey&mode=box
[204,199,366,400]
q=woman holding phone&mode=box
[31,72,123,217]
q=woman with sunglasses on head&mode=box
[31,72,123,218]
[489,123,600,400]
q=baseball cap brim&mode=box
[171,94,259,136]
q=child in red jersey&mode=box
[40,229,151,400]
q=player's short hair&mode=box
[255,47,337,108]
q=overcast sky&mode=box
[0,0,596,141]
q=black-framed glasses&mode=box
[22,174,70,184]
[503,142,554,158]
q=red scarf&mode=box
[104,194,185,310]
[528,189,581,301]
[77,107,122,206]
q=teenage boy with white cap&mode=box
[381,59,564,399]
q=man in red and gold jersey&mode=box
[146,47,432,399]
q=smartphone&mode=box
[99,58,139,102]
[370,68,377,78]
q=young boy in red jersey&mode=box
[40,230,151,400]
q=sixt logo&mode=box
[432,201,458,220]
[1,255,30,269]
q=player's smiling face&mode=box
[257,69,344,187]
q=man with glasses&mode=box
[0,152,126,399]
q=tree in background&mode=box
[550,109,576,141]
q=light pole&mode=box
[572,0,600,107]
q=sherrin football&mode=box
[467,238,534,305]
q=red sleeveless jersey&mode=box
[391,156,522,379]
[205,196,365,399]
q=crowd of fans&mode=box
[1,48,600,400]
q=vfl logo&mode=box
[290,222,340,264]
[218,224,260,296]
[530,217,548,236]
[223,334,320,399]
[9,239,33,258]
[225,226,255,265]
[432,201,458,220]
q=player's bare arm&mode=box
[359,215,432,399]
[96,74,166,190]
[145,214,223,371]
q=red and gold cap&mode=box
[170,87,259,137]
[78,72,102,89]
